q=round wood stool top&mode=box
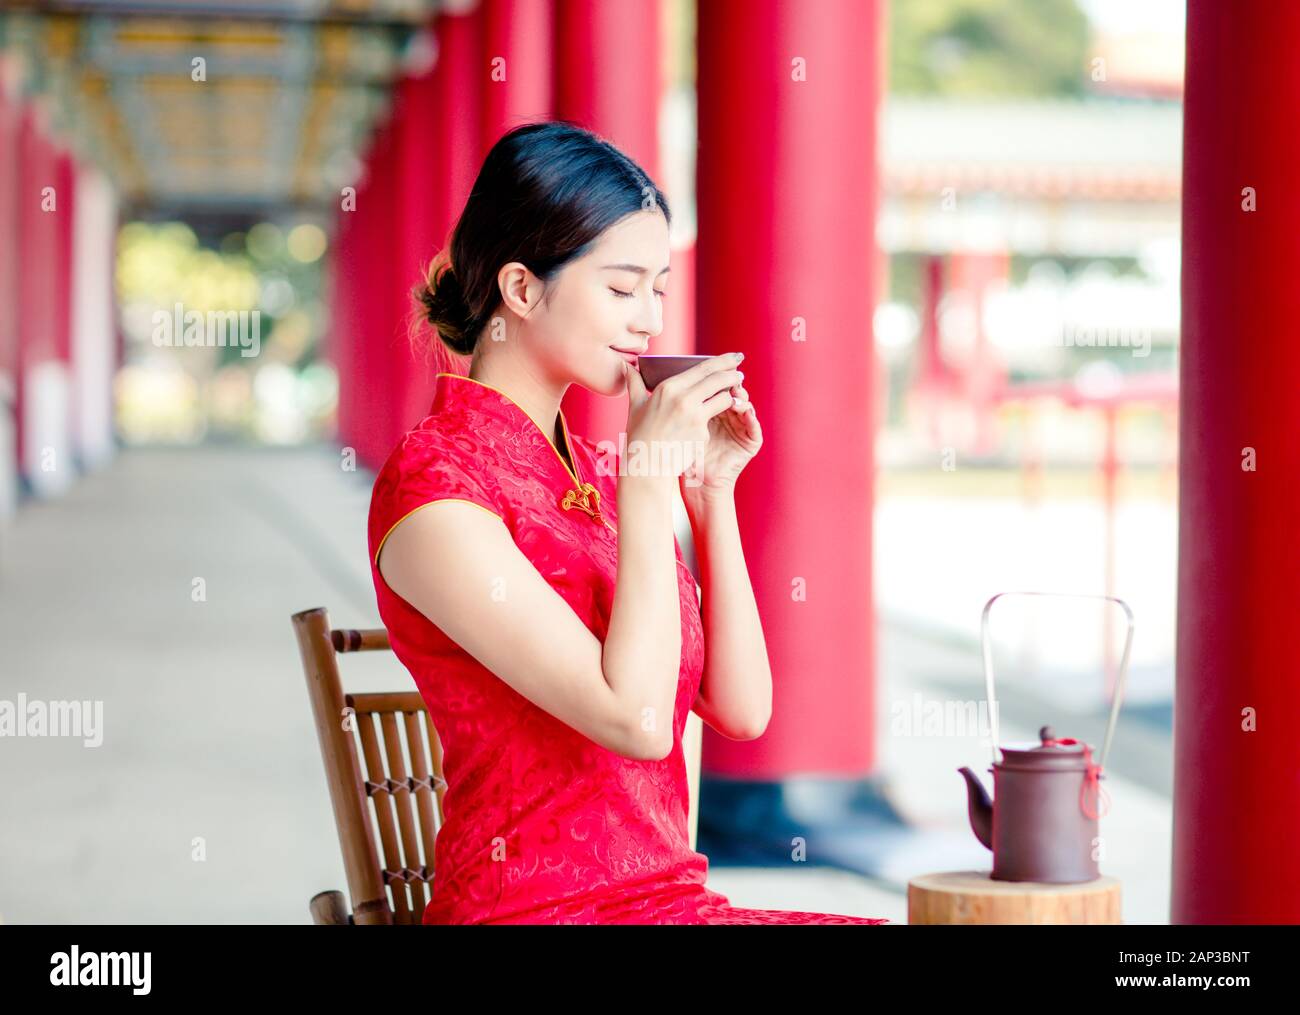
[907,870,1122,925]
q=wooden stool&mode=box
[908,870,1122,924]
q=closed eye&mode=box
[610,287,667,299]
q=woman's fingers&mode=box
[702,386,737,418]
[686,368,744,409]
[625,360,649,405]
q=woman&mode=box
[368,121,887,925]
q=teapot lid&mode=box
[1029,725,1084,751]
[996,726,1090,768]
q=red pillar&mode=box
[917,255,946,389]
[432,9,485,268]
[389,4,484,419]
[1173,0,1300,923]
[16,105,58,486]
[343,121,387,472]
[481,0,554,149]
[553,0,662,450]
[659,240,694,357]
[362,118,399,471]
[52,148,75,472]
[948,250,1008,455]
[0,62,20,508]
[343,136,368,466]
[329,190,355,457]
[912,254,947,447]
[392,0,528,431]
[695,0,883,778]
[52,151,74,366]
[392,71,442,432]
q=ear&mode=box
[497,261,541,319]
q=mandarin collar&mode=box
[429,372,613,531]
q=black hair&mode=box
[415,119,671,357]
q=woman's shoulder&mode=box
[373,420,469,489]
[368,420,503,551]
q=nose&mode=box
[631,291,664,342]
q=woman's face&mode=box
[505,208,670,397]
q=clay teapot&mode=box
[958,592,1133,883]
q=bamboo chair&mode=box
[293,605,704,925]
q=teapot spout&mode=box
[958,766,993,850]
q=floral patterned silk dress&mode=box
[367,371,888,925]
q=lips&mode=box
[611,347,643,363]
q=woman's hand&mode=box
[623,353,746,483]
[680,370,762,501]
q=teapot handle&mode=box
[980,591,1134,772]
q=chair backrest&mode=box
[292,606,703,925]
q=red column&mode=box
[481,0,553,149]
[917,255,946,389]
[52,148,75,470]
[553,0,662,450]
[659,241,694,357]
[393,0,515,432]
[948,250,1009,454]
[16,105,58,485]
[696,0,883,778]
[329,191,355,457]
[1173,0,1300,923]
[52,150,74,366]
[391,72,440,432]
[432,9,485,266]
[0,63,20,503]
[341,122,383,472]
[359,118,398,471]
[914,254,947,447]
[387,4,484,428]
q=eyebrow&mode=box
[600,263,671,277]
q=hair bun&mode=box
[416,260,477,357]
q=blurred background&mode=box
[0,0,1186,924]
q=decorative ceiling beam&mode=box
[2,1,436,29]
[6,5,401,209]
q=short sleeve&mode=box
[368,432,504,567]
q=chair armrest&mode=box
[310,889,351,925]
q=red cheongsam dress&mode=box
[367,371,888,925]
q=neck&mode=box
[467,345,570,454]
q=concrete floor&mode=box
[0,444,1171,924]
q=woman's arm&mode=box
[604,472,682,758]
[378,475,682,761]
[682,487,773,740]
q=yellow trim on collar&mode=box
[434,372,584,489]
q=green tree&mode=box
[889,0,1092,96]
